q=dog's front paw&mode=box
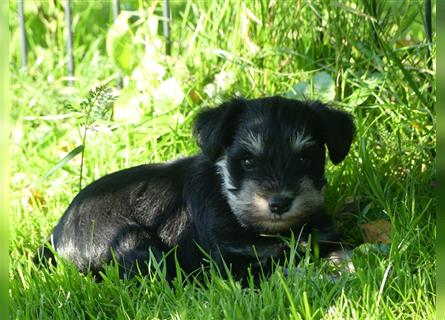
[327,250,355,273]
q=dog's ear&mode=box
[193,98,246,160]
[310,101,355,165]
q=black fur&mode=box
[35,96,355,280]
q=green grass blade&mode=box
[39,145,84,182]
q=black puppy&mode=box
[36,96,355,280]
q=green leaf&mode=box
[347,87,373,106]
[40,145,84,182]
[285,80,310,100]
[113,86,146,124]
[313,71,336,102]
[347,73,383,105]
[286,71,335,102]
[144,113,185,138]
[153,78,185,115]
[106,12,144,75]
[352,243,390,269]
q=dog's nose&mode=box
[268,196,293,215]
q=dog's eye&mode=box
[241,158,257,170]
[297,155,309,164]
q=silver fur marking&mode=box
[291,131,315,153]
[216,157,237,202]
[239,132,264,155]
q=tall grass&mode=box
[9,1,435,319]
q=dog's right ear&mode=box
[193,98,246,161]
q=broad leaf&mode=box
[106,12,144,75]
[313,71,336,102]
[286,81,310,100]
[113,86,145,124]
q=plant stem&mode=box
[79,125,88,191]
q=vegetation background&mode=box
[435,1,444,318]
[9,0,435,319]
[2,1,10,318]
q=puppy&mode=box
[35,96,355,280]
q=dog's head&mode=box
[193,96,355,232]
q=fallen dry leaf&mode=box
[189,89,201,103]
[21,187,46,210]
[360,219,392,244]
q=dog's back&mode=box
[36,158,198,277]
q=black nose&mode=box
[268,196,293,215]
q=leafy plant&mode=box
[67,85,116,190]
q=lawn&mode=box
[9,1,435,319]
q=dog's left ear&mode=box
[310,101,355,165]
[193,98,246,160]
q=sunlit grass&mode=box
[9,1,435,319]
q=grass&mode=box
[9,1,435,319]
